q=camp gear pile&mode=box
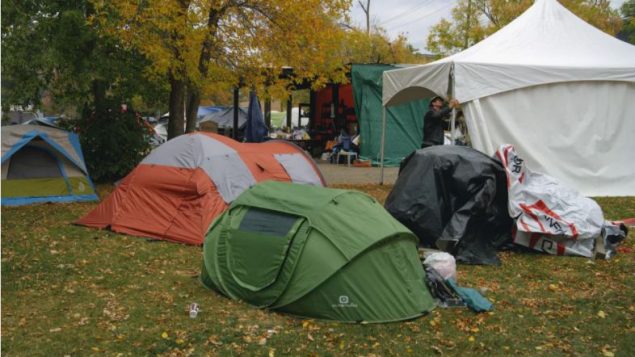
[385,145,513,265]
[497,144,627,258]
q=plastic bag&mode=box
[423,252,456,281]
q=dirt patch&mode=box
[316,161,399,185]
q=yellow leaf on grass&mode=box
[602,345,615,356]
[268,348,275,357]
[468,336,475,342]
[161,331,169,339]
[597,311,607,319]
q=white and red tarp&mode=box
[496,144,605,257]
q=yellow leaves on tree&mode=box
[91,0,351,138]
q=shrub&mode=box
[71,104,153,183]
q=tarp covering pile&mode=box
[2,125,98,206]
[201,181,436,323]
[245,91,268,143]
[77,132,324,245]
[497,144,612,258]
[381,0,635,196]
[385,146,512,265]
[351,64,428,166]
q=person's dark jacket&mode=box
[423,106,452,147]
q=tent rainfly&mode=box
[77,132,325,245]
[380,0,635,196]
[201,181,436,323]
[1,125,98,206]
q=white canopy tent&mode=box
[381,0,635,196]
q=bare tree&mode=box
[358,0,370,35]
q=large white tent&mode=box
[382,0,635,196]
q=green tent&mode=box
[201,181,435,323]
[352,64,429,166]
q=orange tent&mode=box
[77,132,325,244]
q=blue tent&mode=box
[1,125,98,206]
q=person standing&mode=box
[422,96,460,148]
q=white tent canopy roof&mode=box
[383,0,635,106]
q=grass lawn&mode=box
[2,184,634,356]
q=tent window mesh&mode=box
[239,208,298,237]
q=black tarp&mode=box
[385,145,512,265]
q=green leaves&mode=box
[74,104,152,182]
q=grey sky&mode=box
[349,0,628,53]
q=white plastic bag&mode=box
[423,252,457,281]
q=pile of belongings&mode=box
[385,145,627,265]
[496,144,627,259]
[422,252,492,312]
[385,145,513,265]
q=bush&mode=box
[71,104,153,183]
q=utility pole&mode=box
[464,0,472,49]
[359,0,370,36]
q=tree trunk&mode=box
[168,76,186,139]
[92,79,107,112]
[183,5,226,133]
[185,89,200,133]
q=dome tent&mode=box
[2,125,98,206]
[201,181,435,323]
[77,132,324,245]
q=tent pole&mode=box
[380,106,386,185]
[450,108,456,145]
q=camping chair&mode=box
[336,136,357,167]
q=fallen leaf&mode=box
[258,337,267,345]
[307,333,314,342]
[601,345,615,357]
[468,336,475,342]
[161,331,169,339]
[597,311,607,319]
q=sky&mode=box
[349,0,628,53]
